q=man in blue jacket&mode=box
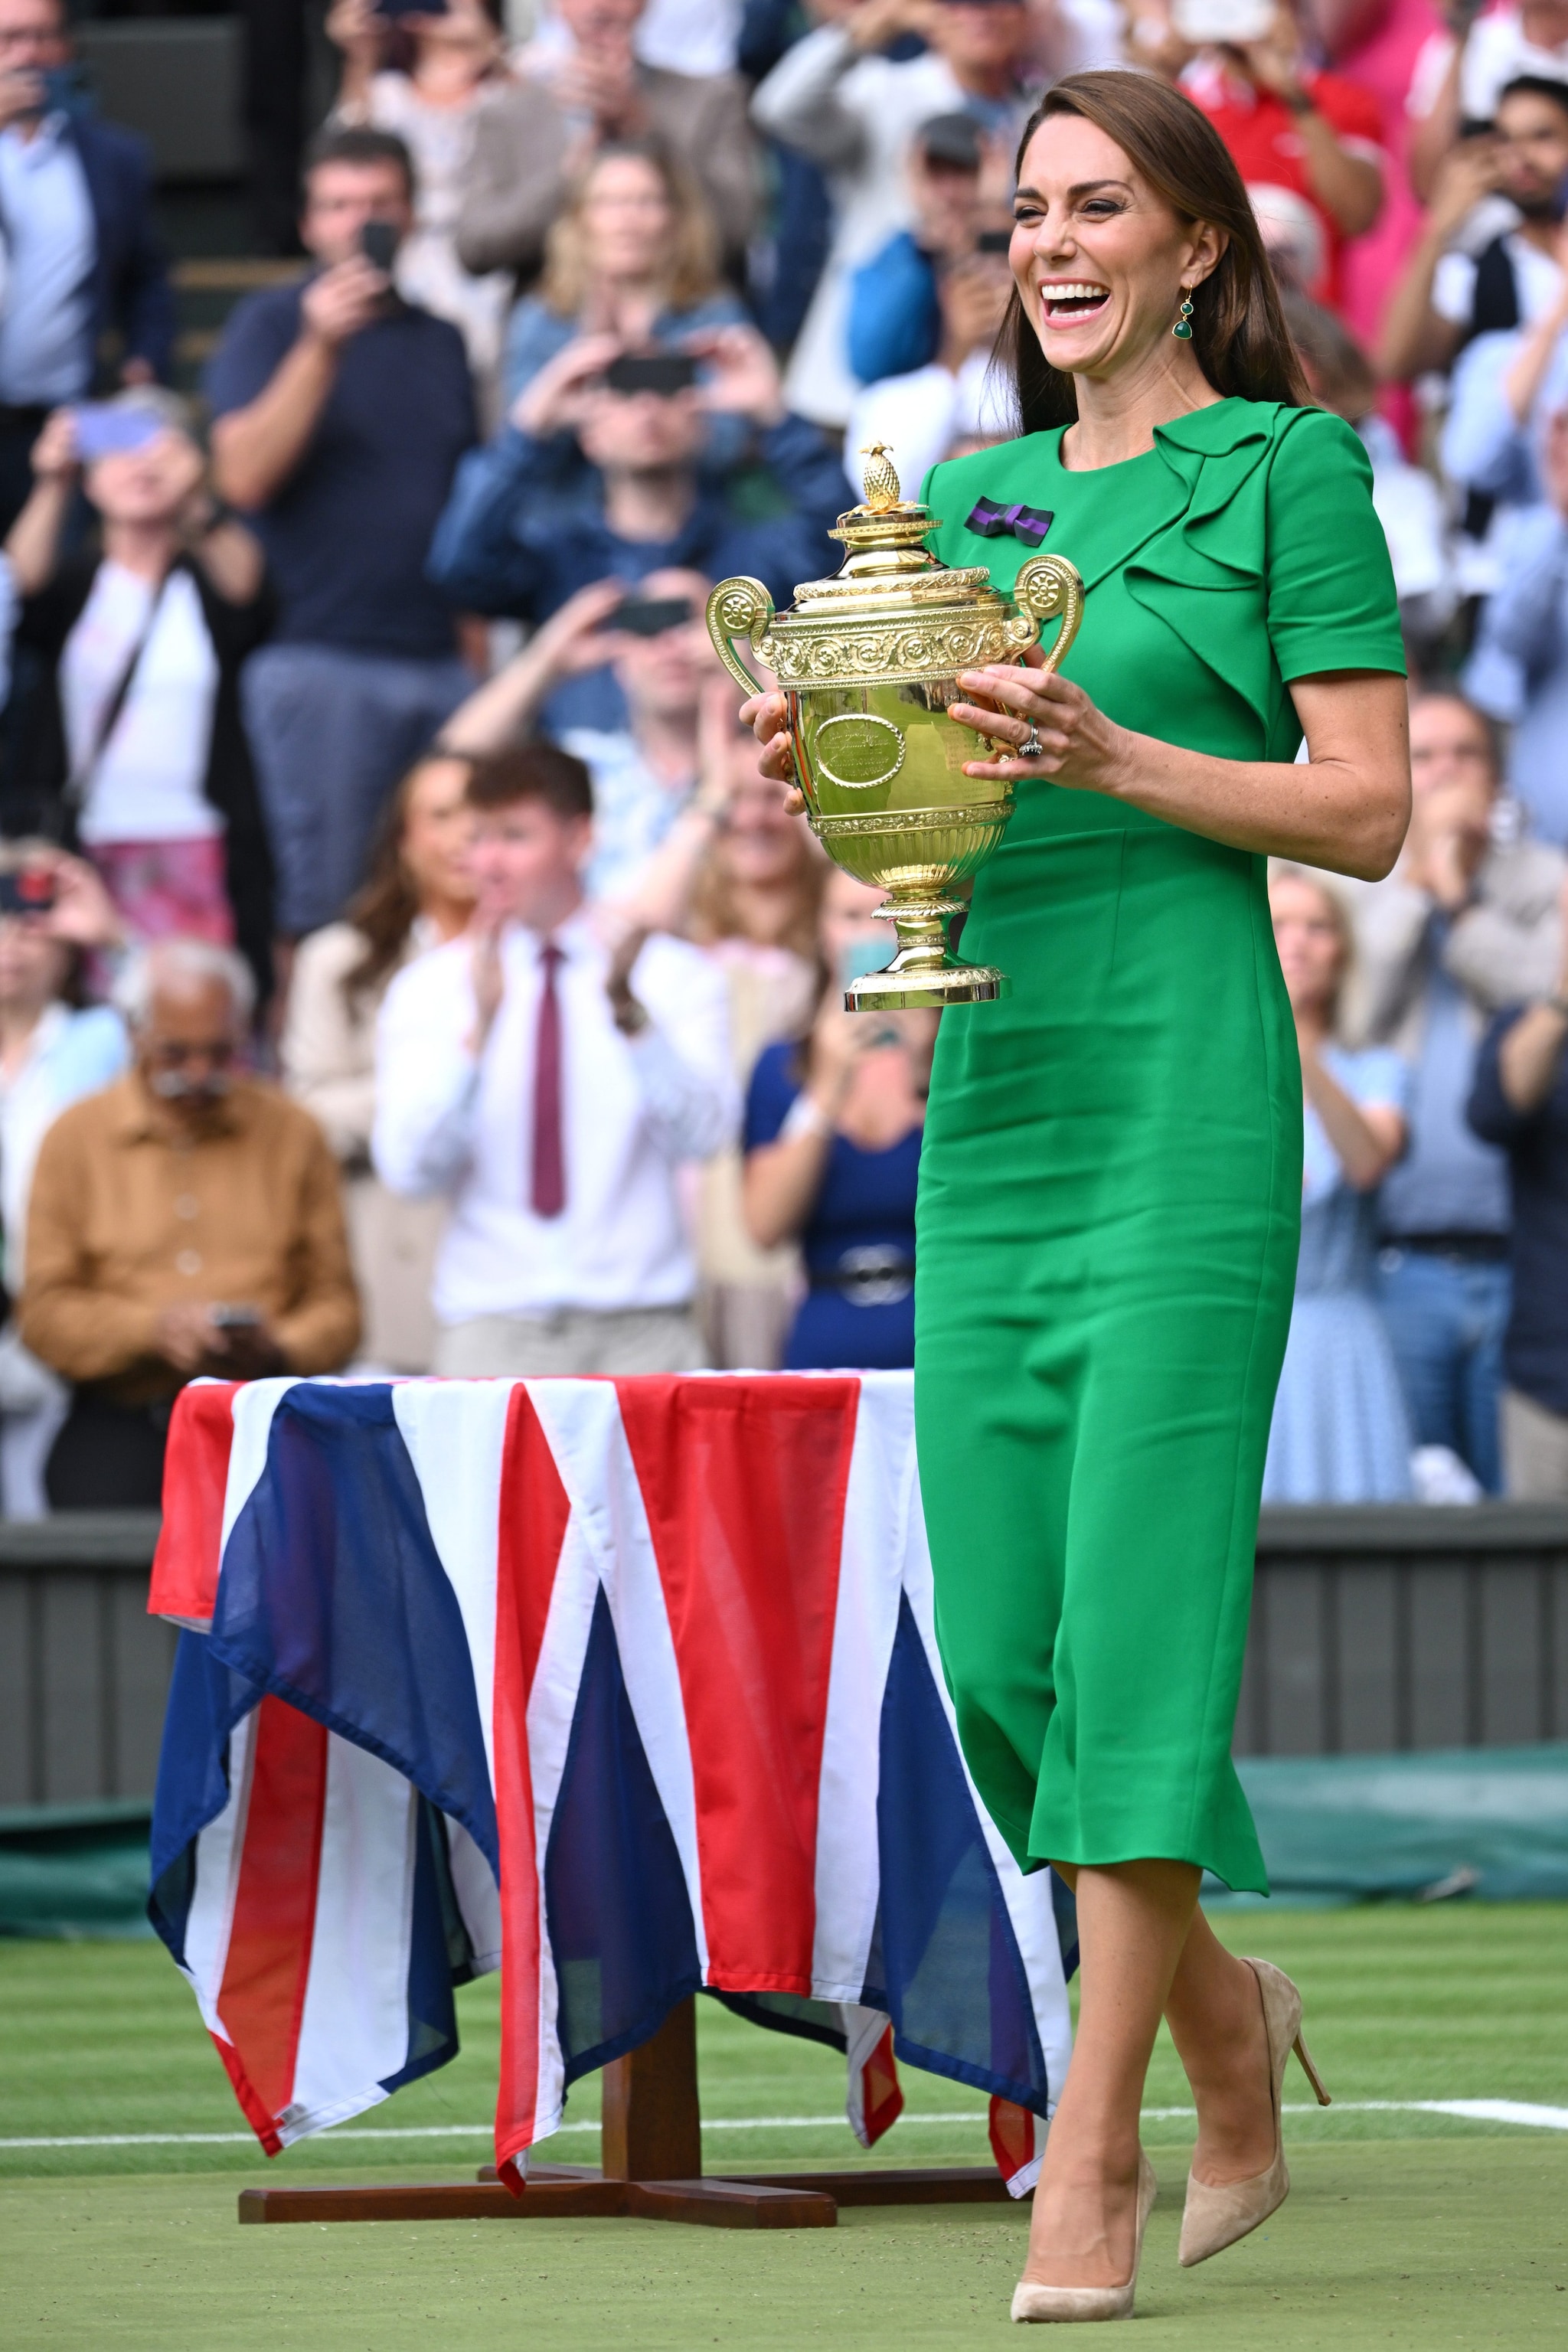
[0,0,175,529]
[427,322,854,737]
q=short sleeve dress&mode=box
[912,400,1406,1894]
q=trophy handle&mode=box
[706,576,777,698]
[1011,554,1086,676]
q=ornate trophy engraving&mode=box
[707,446,1084,1009]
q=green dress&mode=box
[913,399,1404,1894]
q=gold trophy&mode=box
[707,445,1084,1009]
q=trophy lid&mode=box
[786,443,998,618]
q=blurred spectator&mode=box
[1478,413,1568,845]
[427,323,852,732]
[1348,689,1563,1494]
[1177,5,1384,315]
[207,126,477,946]
[373,745,735,1376]
[740,0,835,349]
[2,394,275,995]
[1301,0,1442,354]
[430,569,741,906]
[22,939,360,1509]
[1410,0,1568,198]
[848,234,1016,501]
[328,0,513,399]
[1468,870,1568,1497]
[283,754,476,1376]
[687,726,823,1368]
[845,108,1009,386]
[455,0,757,292]
[0,0,175,531]
[752,0,1037,430]
[1263,865,1412,1503]
[1379,79,1568,382]
[500,136,748,452]
[0,844,126,1516]
[1284,293,1455,660]
[742,869,933,1370]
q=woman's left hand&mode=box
[948,646,1135,796]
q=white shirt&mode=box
[62,564,223,845]
[1410,14,1568,126]
[0,114,95,404]
[1432,230,1564,328]
[373,910,737,1322]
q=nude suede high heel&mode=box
[1178,1955,1331,2268]
[1011,2150,1158,2323]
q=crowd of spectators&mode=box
[3,0,1568,1514]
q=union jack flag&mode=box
[148,1373,1076,2192]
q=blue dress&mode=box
[743,1041,921,1370]
[1263,1045,1413,1502]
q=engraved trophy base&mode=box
[844,896,1012,1011]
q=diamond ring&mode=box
[1019,726,1044,760]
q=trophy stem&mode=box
[844,894,1012,1011]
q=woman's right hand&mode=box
[740,690,805,808]
[325,0,382,59]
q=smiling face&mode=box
[1009,112,1224,389]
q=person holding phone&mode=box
[2,392,276,995]
[740,869,935,1372]
[0,0,175,532]
[1165,0,1385,312]
[427,320,854,733]
[326,0,511,400]
[205,124,478,949]
[846,230,1017,501]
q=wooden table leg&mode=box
[600,1994,702,2180]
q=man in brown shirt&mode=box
[22,940,361,1508]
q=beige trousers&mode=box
[1501,1383,1568,1501]
[433,1304,706,1378]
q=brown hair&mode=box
[466,743,594,823]
[996,70,1308,434]
[341,755,472,1006]
[684,831,825,964]
[540,139,721,318]
[1269,861,1354,1030]
[303,123,416,204]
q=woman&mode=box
[1265,866,1412,1501]
[5,395,274,1000]
[328,0,511,397]
[742,871,935,1372]
[0,847,128,1516]
[501,139,746,412]
[746,70,1410,2321]
[686,728,825,1368]
[282,753,475,1373]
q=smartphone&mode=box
[0,870,55,917]
[358,219,400,274]
[918,111,984,174]
[373,0,447,16]
[208,1304,263,1330]
[840,937,893,993]
[614,594,694,637]
[975,227,1013,254]
[603,351,699,398]
[74,403,163,462]
[1171,0,1275,41]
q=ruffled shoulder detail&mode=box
[1127,400,1334,737]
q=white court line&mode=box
[4,2100,1567,2151]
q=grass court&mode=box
[2,1901,1564,2347]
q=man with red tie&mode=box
[372,743,736,1374]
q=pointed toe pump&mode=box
[1178,1955,1331,2269]
[1011,2150,1158,2323]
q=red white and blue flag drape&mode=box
[147,1372,1076,2194]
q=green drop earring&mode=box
[1173,291,1194,340]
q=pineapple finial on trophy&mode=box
[858,442,902,511]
